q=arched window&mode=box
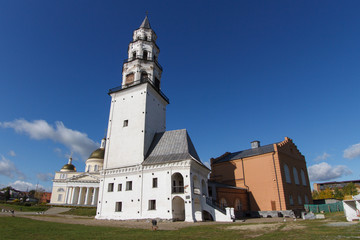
[87,165,91,172]
[301,169,307,186]
[234,199,241,211]
[57,188,65,192]
[284,164,291,183]
[289,195,294,205]
[298,195,302,205]
[143,50,148,60]
[132,51,136,59]
[293,167,299,185]
[141,72,148,81]
[144,35,148,41]
[220,198,227,208]
[94,165,98,172]
[304,195,309,204]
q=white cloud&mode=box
[8,150,16,157]
[314,152,330,162]
[344,143,360,159]
[9,180,46,192]
[0,155,25,179]
[36,173,54,182]
[308,162,352,182]
[1,119,98,160]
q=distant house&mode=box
[39,192,52,203]
[210,137,312,217]
[313,180,360,192]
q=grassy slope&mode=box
[61,207,97,217]
[0,212,359,240]
[0,203,50,212]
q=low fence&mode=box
[304,202,343,213]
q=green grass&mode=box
[0,212,359,240]
[0,203,50,212]
[61,207,97,217]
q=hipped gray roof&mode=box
[213,144,275,164]
[143,129,204,166]
[140,16,151,29]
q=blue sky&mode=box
[0,1,360,191]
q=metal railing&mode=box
[172,186,184,194]
[123,55,163,71]
[108,78,169,103]
[206,197,226,214]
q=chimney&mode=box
[251,140,260,149]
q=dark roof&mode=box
[140,16,151,29]
[143,129,205,166]
[208,181,247,190]
[213,143,275,164]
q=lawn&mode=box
[0,212,359,240]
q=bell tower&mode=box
[104,17,169,169]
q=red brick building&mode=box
[209,137,312,216]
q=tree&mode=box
[333,187,344,199]
[343,183,358,196]
[317,188,334,199]
[312,190,320,200]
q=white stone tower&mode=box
[104,16,169,169]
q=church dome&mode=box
[60,163,76,172]
[89,148,105,159]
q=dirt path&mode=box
[18,214,294,230]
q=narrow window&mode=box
[293,167,300,185]
[143,50,148,60]
[115,202,122,212]
[57,194,62,201]
[284,164,291,183]
[220,198,227,208]
[304,195,309,204]
[289,195,294,205]
[123,120,128,127]
[144,36,148,41]
[149,200,156,210]
[152,178,158,188]
[234,199,241,211]
[301,169,307,186]
[298,195,302,205]
[94,165,98,172]
[126,181,132,191]
[108,183,114,192]
[155,78,160,89]
[118,184,122,191]
[132,51,136,59]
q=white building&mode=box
[95,17,233,222]
[50,138,105,206]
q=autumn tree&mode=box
[343,183,358,196]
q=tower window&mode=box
[143,50,148,60]
[126,181,132,191]
[115,202,122,212]
[132,52,136,59]
[123,120,128,127]
[148,200,156,210]
[108,183,114,192]
[152,178,158,188]
[141,72,148,81]
[144,36,148,41]
[155,78,160,89]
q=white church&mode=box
[51,17,234,222]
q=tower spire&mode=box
[140,15,151,29]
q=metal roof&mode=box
[143,129,205,166]
[213,143,275,164]
[140,16,151,29]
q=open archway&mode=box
[172,196,185,221]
